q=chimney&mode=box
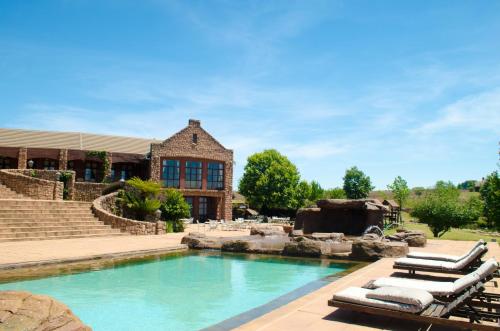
[188,119,201,127]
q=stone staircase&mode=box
[0,199,127,242]
[0,182,26,199]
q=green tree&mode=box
[323,187,347,199]
[411,181,482,237]
[294,180,312,208]
[160,189,191,232]
[342,166,374,199]
[480,171,500,228]
[309,180,324,202]
[239,149,301,211]
[387,176,410,224]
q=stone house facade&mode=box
[0,119,234,220]
[150,119,233,221]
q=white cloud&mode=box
[414,88,500,135]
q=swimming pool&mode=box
[0,252,354,330]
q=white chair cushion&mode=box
[473,258,498,280]
[454,245,486,270]
[366,286,434,308]
[395,257,448,269]
[452,273,480,293]
[406,252,462,262]
[373,277,455,296]
[406,239,485,262]
[333,287,430,314]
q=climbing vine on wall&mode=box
[86,150,110,183]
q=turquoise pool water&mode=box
[0,252,350,330]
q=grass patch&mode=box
[385,212,499,241]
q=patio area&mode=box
[0,230,497,330]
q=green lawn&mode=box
[384,213,499,242]
[385,221,499,242]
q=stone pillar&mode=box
[17,147,27,169]
[223,158,233,220]
[58,149,68,170]
[150,156,161,182]
[105,152,113,179]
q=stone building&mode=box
[0,119,233,220]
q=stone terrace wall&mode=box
[74,182,109,202]
[0,169,63,200]
[92,192,166,235]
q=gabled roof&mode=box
[157,119,231,151]
[0,128,160,154]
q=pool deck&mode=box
[236,239,500,331]
[0,229,498,330]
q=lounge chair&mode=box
[406,239,486,262]
[368,258,498,298]
[394,244,489,274]
[329,284,499,330]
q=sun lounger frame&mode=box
[328,283,500,331]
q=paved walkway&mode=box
[0,224,247,267]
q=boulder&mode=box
[0,291,91,331]
[282,237,324,257]
[180,232,223,249]
[361,233,381,241]
[387,230,427,247]
[221,239,250,252]
[290,229,304,237]
[250,226,286,237]
[307,232,344,242]
[350,240,408,260]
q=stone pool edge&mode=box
[0,245,188,281]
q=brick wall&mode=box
[150,119,233,220]
[92,192,166,235]
[73,182,109,202]
[0,169,63,200]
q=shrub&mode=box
[323,187,347,199]
[160,189,190,232]
[480,171,500,229]
[119,177,161,221]
[411,182,482,237]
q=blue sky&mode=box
[1,1,499,189]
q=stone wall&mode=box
[0,169,63,200]
[74,182,109,202]
[150,119,233,220]
[92,192,167,235]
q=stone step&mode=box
[0,232,128,242]
[0,205,92,209]
[0,212,94,218]
[0,224,113,233]
[0,200,91,207]
[0,209,93,214]
[0,220,104,227]
[0,228,123,239]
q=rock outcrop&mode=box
[180,232,223,249]
[0,291,91,331]
[350,240,409,260]
[387,229,427,247]
[295,199,388,235]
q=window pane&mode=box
[185,161,202,189]
[207,162,224,190]
[161,159,180,188]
